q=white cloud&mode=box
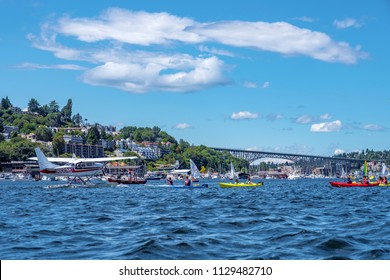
[334,149,345,155]
[266,113,284,121]
[245,146,260,151]
[231,111,259,120]
[56,9,204,45]
[294,113,332,124]
[293,16,316,23]
[173,123,193,129]
[310,120,342,132]
[15,62,86,70]
[27,8,368,94]
[243,81,258,88]
[261,81,270,89]
[82,55,229,93]
[198,45,235,57]
[334,18,362,29]
[191,20,367,64]
[53,8,366,64]
[362,124,385,131]
[295,114,313,124]
[320,113,332,120]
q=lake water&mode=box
[1,179,389,260]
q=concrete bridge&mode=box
[210,147,365,175]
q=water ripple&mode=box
[1,179,390,259]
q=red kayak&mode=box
[329,181,379,188]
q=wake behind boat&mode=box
[146,183,208,189]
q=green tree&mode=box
[35,126,53,141]
[86,125,101,145]
[45,112,61,127]
[52,132,65,156]
[0,96,12,109]
[72,113,83,126]
[0,137,37,161]
[61,98,72,123]
[28,98,41,113]
[49,100,59,113]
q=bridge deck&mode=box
[211,147,365,164]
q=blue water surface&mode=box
[0,179,389,260]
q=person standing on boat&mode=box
[184,176,191,186]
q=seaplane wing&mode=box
[28,155,138,163]
[76,156,138,162]
[28,156,75,163]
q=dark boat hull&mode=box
[108,178,147,184]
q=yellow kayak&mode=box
[219,182,263,188]
[379,183,390,187]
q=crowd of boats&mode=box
[1,156,389,189]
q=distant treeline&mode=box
[0,96,248,172]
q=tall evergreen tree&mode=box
[48,100,59,113]
[86,125,101,145]
[61,98,72,123]
[28,98,41,113]
[72,113,83,126]
[1,96,13,109]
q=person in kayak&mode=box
[184,176,191,186]
[347,176,353,184]
[167,177,173,185]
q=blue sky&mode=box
[1,0,390,156]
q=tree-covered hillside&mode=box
[1,96,390,172]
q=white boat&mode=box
[287,173,301,180]
[0,173,13,180]
[13,173,33,181]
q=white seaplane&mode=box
[30,147,138,185]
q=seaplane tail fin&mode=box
[35,148,59,170]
